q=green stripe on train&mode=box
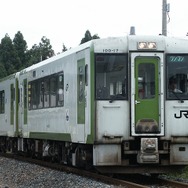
[29,132,72,142]
[86,43,95,144]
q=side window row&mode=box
[28,72,64,110]
[0,90,5,114]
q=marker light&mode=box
[138,42,157,50]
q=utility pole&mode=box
[162,0,170,36]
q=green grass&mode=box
[166,166,188,180]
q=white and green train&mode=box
[1,35,188,174]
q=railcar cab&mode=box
[94,36,188,172]
[93,36,165,168]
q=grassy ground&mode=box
[166,166,188,181]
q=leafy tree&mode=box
[0,29,101,78]
[80,30,100,44]
[26,44,41,66]
[13,31,27,70]
[0,34,19,75]
[62,43,67,52]
[92,34,100,39]
[39,36,55,61]
[80,30,92,44]
[27,36,55,66]
[0,63,7,78]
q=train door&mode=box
[131,54,164,136]
[18,79,23,134]
[9,81,16,135]
[77,58,86,142]
[10,74,19,135]
[10,83,15,127]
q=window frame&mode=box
[28,71,64,110]
[0,90,5,114]
[95,53,128,101]
[166,53,188,100]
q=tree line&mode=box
[0,30,99,79]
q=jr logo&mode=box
[174,110,188,118]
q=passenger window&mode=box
[31,82,39,109]
[50,76,57,107]
[29,71,64,110]
[44,79,50,108]
[57,73,64,106]
[0,90,5,114]
[24,80,27,109]
[78,66,84,102]
[38,81,44,108]
[10,84,15,124]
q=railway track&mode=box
[157,178,188,188]
[119,174,188,187]
[1,153,188,188]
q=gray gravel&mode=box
[0,157,117,188]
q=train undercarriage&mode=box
[0,136,187,174]
[0,136,93,169]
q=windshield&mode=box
[95,54,128,100]
[166,54,188,100]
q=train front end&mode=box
[93,35,188,174]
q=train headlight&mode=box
[137,42,157,50]
[138,42,147,49]
[148,42,157,49]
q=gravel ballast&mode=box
[0,157,115,188]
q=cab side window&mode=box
[166,55,188,100]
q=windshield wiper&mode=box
[109,95,117,103]
[109,94,125,103]
[172,91,184,103]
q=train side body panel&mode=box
[18,44,93,144]
[0,74,18,137]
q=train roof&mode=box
[2,35,188,79]
[19,40,94,75]
[0,72,19,83]
[128,35,188,52]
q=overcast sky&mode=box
[0,0,187,53]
